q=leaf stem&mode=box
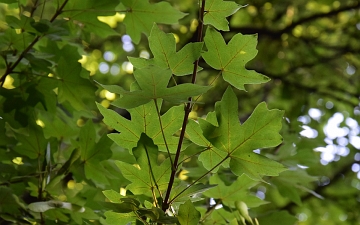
[177,147,209,167]
[162,0,206,211]
[144,144,162,202]
[194,70,222,102]
[134,211,150,225]
[168,155,229,204]
[154,99,174,169]
[37,153,45,225]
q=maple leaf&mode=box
[99,65,211,109]
[200,87,286,180]
[63,0,120,37]
[114,134,172,196]
[79,120,113,184]
[119,0,186,44]
[97,101,184,153]
[14,124,47,159]
[202,27,269,90]
[130,24,203,76]
[203,174,265,208]
[57,58,96,111]
[186,119,228,173]
[178,200,201,225]
[203,0,244,31]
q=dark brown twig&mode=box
[162,0,206,211]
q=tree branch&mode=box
[225,2,360,38]
[162,0,206,211]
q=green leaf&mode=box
[0,28,34,52]
[201,87,286,180]
[257,211,297,225]
[30,19,50,33]
[209,208,237,225]
[186,119,228,173]
[56,148,81,176]
[272,169,318,206]
[203,0,244,31]
[103,190,122,203]
[79,120,113,183]
[97,101,184,153]
[202,27,269,90]
[5,15,37,33]
[100,199,140,213]
[57,58,96,111]
[0,187,20,214]
[14,124,47,159]
[120,0,186,44]
[24,53,52,73]
[38,110,79,139]
[104,211,136,225]
[63,0,120,38]
[130,24,203,76]
[100,65,211,109]
[114,134,172,196]
[178,200,201,225]
[186,119,212,148]
[204,174,265,208]
[0,0,17,3]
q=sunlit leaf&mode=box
[63,0,120,37]
[100,65,210,109]
[130,24,203,76]
[119,0,186,43]
[202,27,269,90]
[97,101,184,153]
[178,200,201,225]
[104,211,136,225]
[114,134,172,196]
[201,87,286,180]
[204,174,265,207]
[203,0,244,31]
[57,58,96,111]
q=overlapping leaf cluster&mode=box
[96,0,289,224]
[0,0,318,224]
[0,0,189,223]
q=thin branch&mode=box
[281,2,360,34]
[29,0,40,17]
[144,143,162,203]
[177,148,209,167]
[162,0,206,211]
[154,99,174,169]
[0,0,69,87]
[254,67,360,108]
[220,2,360,38]
[168,154,229,205]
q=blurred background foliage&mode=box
[0,0,359,224]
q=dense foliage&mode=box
[0,0,359,225]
